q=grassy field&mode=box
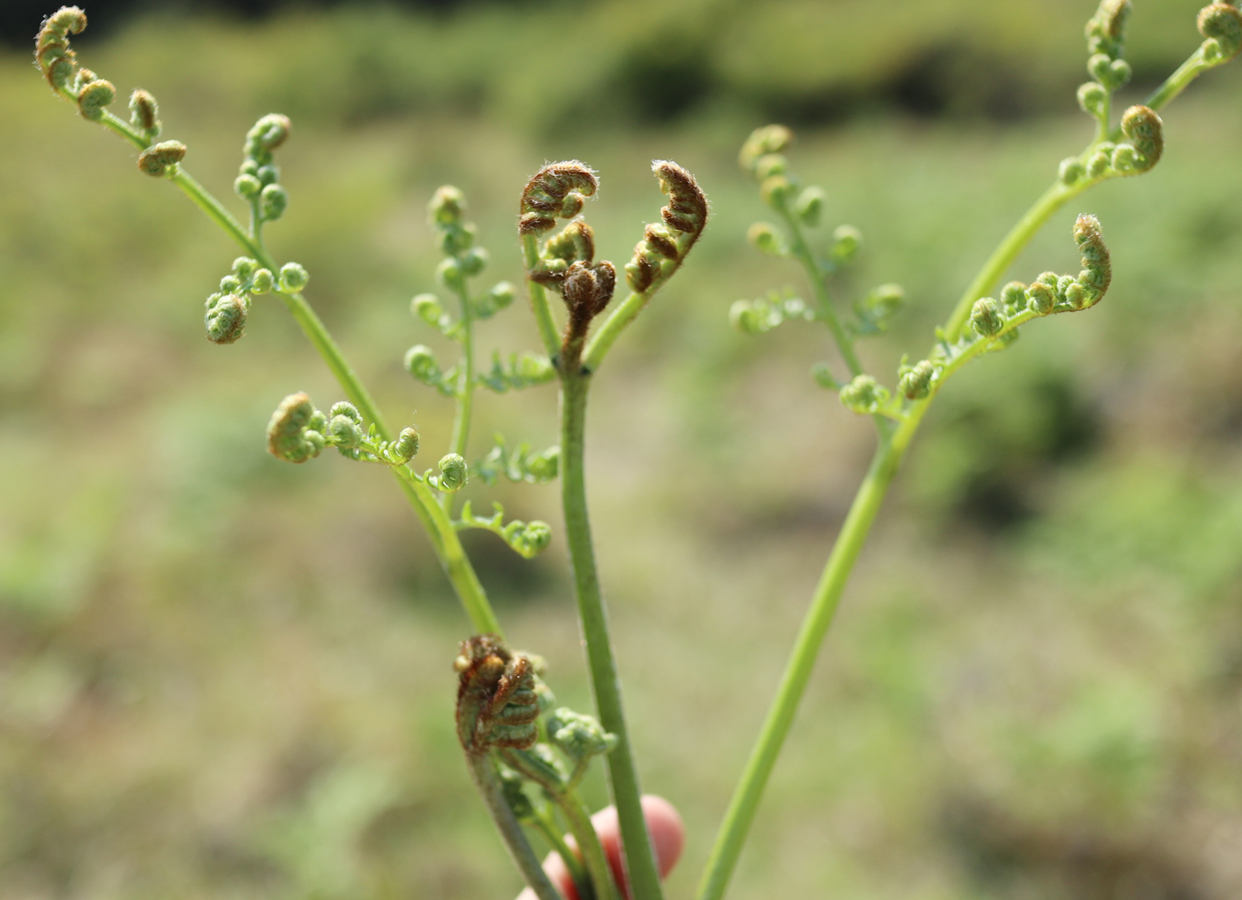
[3,2,1242,898]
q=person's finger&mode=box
[516,794,685,900]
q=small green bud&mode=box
[795,186,825,226]
[128,89,160,136]
[1074,213,1111,303]
[219,275,242,293]
[729,300,764,335]
[1000,281,1027,312]
[840,374,883,414]
[831,225,862,263]
[1086,150,1111,179]
[747,222,785,256]
[754,153,788,180]
[460,247,488,277]
[811,363,840,390]
[437,257,464,290]
[240,159,260,177]
[488,282,515,312]
[498,768,537,821]
[429,185,465,226]
[328,401,362,423]
[970,297,1005,337]
[1027,282,1056,315]
[760,175,796,207]
[1064,281,1088,309]
[205,293,248,344]
[260,183,288,221]
[231,257,257,279]
[76,78,115,121]
[328,414,363,449]
[137,140,187,177]
[278,262,309,292]
[546,708,617,761]
[512,521,553,557]
[404,344,440,382]
[437,223,475,257]
[1118,105,1163,172]
[1088,53,1130,89]
[1086,0,1132,58]
[899,359,936,401]
[256,165,279,187]
[251,268,274,294]
[234,174,261,199]
[1111,144,1138,172]
[740,124,794,172]
[411,293,444,324]
[391,427,420,463]
[1059,157,1085,186]
[868,284,904,319]
[1077,82,1108,118]
[436,453,468,492]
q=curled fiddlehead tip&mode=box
[1199,3,1242,64]
[839,374,890,416]
[244,113,292,163]
[1073,213,1111,304]
[433,453,469,492]
[129,89,160,137]
[1115,105,1163,173]
[266,392,323,463]
[624,160,707,294]
[76,78,115,121]
[36,6,87,91]
[545,708,617,762]
[519,161,598,236]
[530,221,598,288]
[204,292,249,344]
[739,124,794,172]
[455,636,541,754]
[899,359,936,401]
[1086,0,1132,59]
[563,261,617,325]
[137,140,187,177]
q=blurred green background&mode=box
[3,1,1242,898]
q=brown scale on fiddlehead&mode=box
[36,7,86,91]
[454,635,541,755]
[519,161,598,236]
[625,160,708,293]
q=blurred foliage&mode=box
[2,1,1242,899]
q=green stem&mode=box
[560,788,622,900]
[164,164,501,636]
[523,234,563,360]
[581,290,646,374]
[775,202,863,379]
[531,809,594,900]
[1141,51,1209,115]
[943,180,1078,341]
[467,755,566,900]
[559,372,663,900]
[447,273,477,508]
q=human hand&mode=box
[516,795,684,900]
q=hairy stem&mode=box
[523,234,563,360]
[560,372,663,900]
[467,755,566,900]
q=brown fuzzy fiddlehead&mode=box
[454,635,541,755]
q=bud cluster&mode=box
[202,257,307,344]
[234,114,292,225]
[730,290,814,336]
[265,392,419,466]
[1060,105,1164,186]
[1199,3,1242,65]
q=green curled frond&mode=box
[404,344,457,397]
[137,140,187,177]
[429,453,469,492]
[1115,105,1163,173]
[36,6,87,91]
[244,114,291,164]
[1086,0,1132,60]
[474,436,560,486]
[519,161,598,236]
[454,636,542,754]
[457,501,554,559]
[730,289,812,335]
[76,78,115,121]
[236,114,293,222]
[204,292,249,344]
[530,221,597,289]
[477,351,556,393]
[545,707,617,763]
[266,392,322,463]
[739,124,793,172]
[1199,3,1242,64]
